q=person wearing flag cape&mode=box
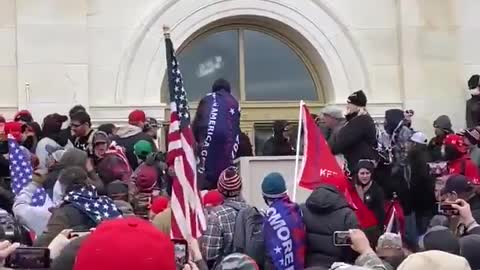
[193,79,241,190]
[262,172,306,270]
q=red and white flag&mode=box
[297,103,354,206]
[165,33,206,239]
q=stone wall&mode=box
[0,0,478,134]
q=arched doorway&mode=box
[161,18,326,154]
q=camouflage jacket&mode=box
[355,251,391,270]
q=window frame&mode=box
[176,23,324,103]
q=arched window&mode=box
[160,25,323,154]
[175,27,318,102]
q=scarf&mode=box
[63,185,122,223]
[264,197,305,270]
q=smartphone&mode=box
[438,202,459,216]
[5,247,50,269]
[333,231,351,246]
[68,229,92,239]
[172,239,188,268]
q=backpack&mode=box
[226,203,266,268]
[234,207,265,268]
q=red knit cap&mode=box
[217,166,242,197]
[203,190,224,207]
[74,217,175,270]
[151,196,169,214]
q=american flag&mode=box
[165,32,206,239]
[63,185,122,223]
[8,137,47,206]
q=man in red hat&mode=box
[113,110,156,170]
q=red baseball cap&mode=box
[128,110,146,124]
[203,189,224,207]
[14,110,33,123]
[150,196,169,215]
[74,217,175,270]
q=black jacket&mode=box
[466,95,480,128]
[331,114,377,173]
[301,185,359,269]
[262,137,295,156]
[113,125,156,170]
[408,145,436,216]
[360,182,385,232]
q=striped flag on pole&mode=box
[165,29,206,239]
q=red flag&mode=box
[297,103,385,229]
[165,33,206,239]
[298,104,353,206]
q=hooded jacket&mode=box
[262,120,295,156]
[44,148,88,197]
[301,185,359,268]
[113,125,156,170]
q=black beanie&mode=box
[468,74,480,90]
[356,159,375,173]
[347,90,367,107]
[212,78,231,93]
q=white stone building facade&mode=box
[0,0,478,149]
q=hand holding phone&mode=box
[438,202,459,216]
[333,231,351,246]
[172,239,188,269]
[5,247,50,269]
[452,199,475,225]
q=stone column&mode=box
[0,0,18,119]
[15,0,89,121]
[398,0,466,134]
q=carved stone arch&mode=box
[114,0,370,105]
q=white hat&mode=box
[410,132,428,145]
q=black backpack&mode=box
[227,203,265,268]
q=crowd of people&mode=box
[0,74,479,270]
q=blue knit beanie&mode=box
[261,172,287,199]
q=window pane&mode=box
[177,30,239,101]
[254,123,298,156]
[244,30,317,101]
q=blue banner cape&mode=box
[264,197,306,270]
[197,91,240,185]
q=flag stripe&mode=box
[166,35,206,240]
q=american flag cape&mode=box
[8,137,48,206]
[165,32,206,239]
